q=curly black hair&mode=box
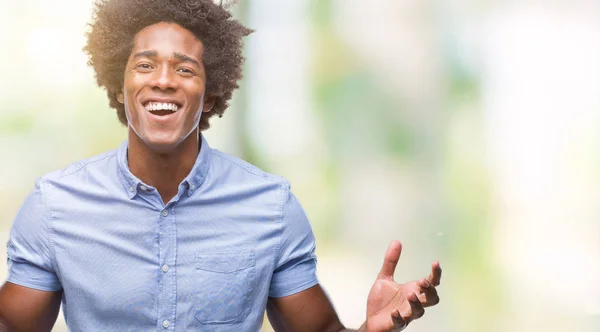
[84,0,252,131]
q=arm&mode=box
[271,187,441,331]
[0,282,61,332]
[1,179,63,331]
[267,284,351,332]
[267,241,442,332]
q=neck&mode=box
[127,128,200,204]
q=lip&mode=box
[141,97,184,109]
[145,106,183,123]
[138,98,184,123]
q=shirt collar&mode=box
[116,134,212,199]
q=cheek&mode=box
[187,81,207,102]
[123,71,143,95]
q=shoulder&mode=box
[206,149,293,214]
[41,149,117,183]
[209,149,289,189]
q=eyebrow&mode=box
[132,50,158,59]
[173,52,200,67]
[132,50,200,67]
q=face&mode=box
[119,22,212,152]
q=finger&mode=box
[427,261,442,286]
[391,309,408,331]
[418,277,431,289]
[417,281,440,307]
[407,292,425,320]
[377,240,402,280]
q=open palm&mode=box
[365,241,442,332]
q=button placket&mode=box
[157,205,175,331]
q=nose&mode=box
[151,65,178,91]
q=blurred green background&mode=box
[1,0,599,331]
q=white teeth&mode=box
[144,102,179,112]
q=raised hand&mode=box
[365,240,442,332]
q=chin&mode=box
[139,132,187,153]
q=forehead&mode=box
[132,22,204,58]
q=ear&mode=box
[117,92,124,104]
[202,96,216,113]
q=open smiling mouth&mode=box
[144,101,181,116]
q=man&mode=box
[0,0,442,331]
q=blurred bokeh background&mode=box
[1,0,600,331]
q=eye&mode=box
[176,67,195,76]
[135,63,153,71]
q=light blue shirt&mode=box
[6,135,318,331]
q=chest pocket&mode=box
[194,250,256,325]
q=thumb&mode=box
[377,240,402,280]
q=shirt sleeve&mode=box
[269,183,319,298]
[5,178,62,292]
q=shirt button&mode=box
[162,320,170,328]
[129,186,134,192]
[161,264,169,273]
[140,185,148,191]
[161,210,169,217]
[190,184,196,191]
